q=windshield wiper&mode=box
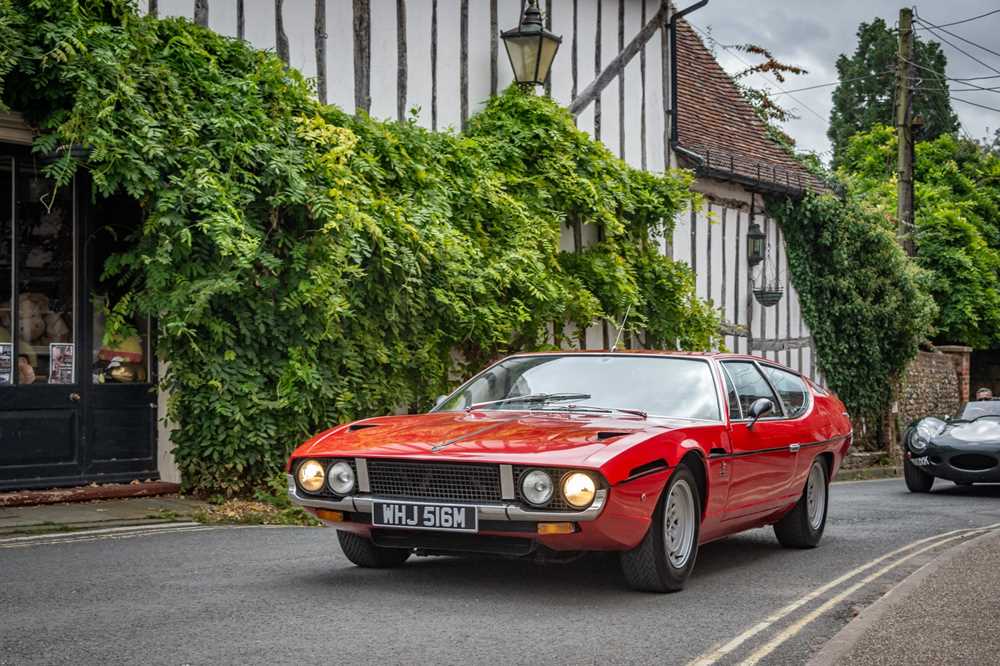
[467,392,592,411]
[536,404,648,419]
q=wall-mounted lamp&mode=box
[501,0,562,87]
[747,221,766,267]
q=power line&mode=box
[913,8,1000,30]
[951,96,1000,114]
[913,16,1000,76]
[904,57,1000,94]
[914,15,1000,60]
[687,21,828,123]
[769,71,894,96]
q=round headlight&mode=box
[328,461,356,495]
[562,472,596,508]
[521,470,554,506]
[297,459,325,493]
[912,417,945,453]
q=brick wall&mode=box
[899,351,962,426]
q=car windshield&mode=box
[959,400,1000,420]
[435,355,720,421]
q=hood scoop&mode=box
[348,423,381,432]
[596,431,630,441]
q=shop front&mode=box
[0,128,159,490]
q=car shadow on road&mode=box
[931,483,1000,498]
[290,529,790,598]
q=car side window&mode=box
[721,361,783,419]
[722,367,742,420]
[762,366,810,418]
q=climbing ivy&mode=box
[769,193,936,422]
[2,0,719,494]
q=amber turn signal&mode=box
[537,522,575,535]
[315,509,344,522]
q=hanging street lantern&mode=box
[746,221,766,267]
[500,0,562,87]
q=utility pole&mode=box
[895,7,916,257]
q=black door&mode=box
[0,149,157,490]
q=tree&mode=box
[828,18,959,166]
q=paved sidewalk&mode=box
[0,495,209,536]
[811,529,1000,665]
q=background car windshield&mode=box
[960,401,1000,419]
[436,355,720,420]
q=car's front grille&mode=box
[366,459,502,503]
[949,453,998,471]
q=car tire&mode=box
[774,457,828,549]
[903,457,935,493]
[337,530,411,568]
[620,463,701,593]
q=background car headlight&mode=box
[328,461,356,495]
[297,459,325,492]
[912,417,945,453]
[521,470,554,506]
[562,472,596,508]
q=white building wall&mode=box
[144,0,820,479]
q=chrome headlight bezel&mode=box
[296,459,326,493]
[521,469,555,507]
[328,461,356,495]
[561,471,597,509]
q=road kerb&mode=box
[807,527,1000,666]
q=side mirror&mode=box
[747,398,774,430]
[433,395,448,408]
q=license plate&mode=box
[372,501,478,533]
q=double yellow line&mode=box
[688,522,1000,665]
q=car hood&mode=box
[293,410,688,468]
[938,419,1000,444]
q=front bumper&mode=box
[287,469,667,552]
[287,474,608,523]
[908,443,1000,483]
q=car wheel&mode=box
[774,457,828,549]
[903,457,934,493]
[620,463,701,592]
[337,530,411,568]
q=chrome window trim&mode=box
[431,352,725,424]
[757,362,813,421]
[721,359,786,423]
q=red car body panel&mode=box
[288,352,852,551]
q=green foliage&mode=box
[828,17,958,167]
[839,125,1000,348]
[2,1,718,494]
[769,194,935,421]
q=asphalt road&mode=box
[2,479,999,666]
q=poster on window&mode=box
[48,342,74,385]
[0,343,11,385]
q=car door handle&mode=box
[789,443,801,453]
[69,392,81,402]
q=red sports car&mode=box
[287,351,852,591]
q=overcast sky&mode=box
[684,1,1000,159]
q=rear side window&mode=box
[762,366,810,418]
[722,361,783,419]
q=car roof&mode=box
[505,349,800,368]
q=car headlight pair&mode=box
[296,459,355,495]
[521,469,597,509]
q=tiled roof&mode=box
[674,19,830,196]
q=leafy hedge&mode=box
[839,125,1000,348]
[769,194,935,422]
[2,1,719,494]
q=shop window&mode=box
[90,196,150,385]
[0,163,75,385]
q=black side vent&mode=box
[349,423,380,432]
[627,460,669,480]
[596,431,630,441]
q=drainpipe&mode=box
[669,0,709,152]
